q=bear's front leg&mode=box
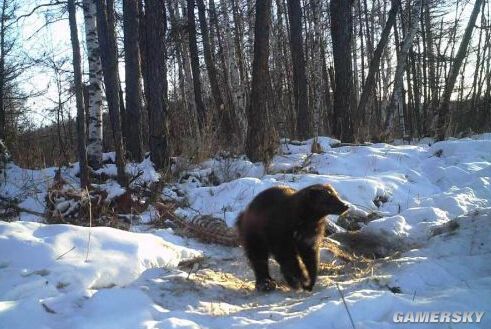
[272,242,309,290]
[296,238,320,291]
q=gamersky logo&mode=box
[393,311,485,323]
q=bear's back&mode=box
[247,186,296,213]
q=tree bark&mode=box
[436,0,483,140]
[330,0,354,142]
[246,0,277,162]
[0,0,6,143]
[144,0,169,169]
[68,0,90,188]
[96,0,128,186]
[82,0,104,170]
[310,0,323,136]
[287,0,312,140]
[410,47,422,136]
[123,0,144,161]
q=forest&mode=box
[0,0,489,172]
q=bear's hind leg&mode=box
[245,237,276,291]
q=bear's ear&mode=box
[323,184,334,193]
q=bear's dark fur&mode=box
[236,184,349,292]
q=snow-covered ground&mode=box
[1,134,490,328]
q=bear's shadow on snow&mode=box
[129,251,326,313]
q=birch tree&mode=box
[82,0,103,170]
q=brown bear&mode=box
[236,184,349,292]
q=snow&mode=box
[0,222,201,329]
[1,134,491,328]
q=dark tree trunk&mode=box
[436,0,483,140]
[246,0,277,162]
[410,48,422,136]
[187,0,206,129]
[330,0,354,142]
[96,0,128,186]
[286,0,312,140]
[138,0,148,103]
[143,0,169,169]
[68,0,90,188]
[123,0,144,161]
[0,0,6,142]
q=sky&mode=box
[17,0,77,125]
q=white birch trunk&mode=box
[385,0,423,134]
[83,0,103,169]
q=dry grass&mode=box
[319,239,377,281]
